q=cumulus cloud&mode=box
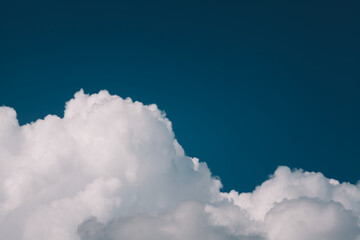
[0,89,359,240]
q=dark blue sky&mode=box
[1,1,359,192]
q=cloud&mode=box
[0,90,359,240]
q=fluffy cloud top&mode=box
[0,90,359,240]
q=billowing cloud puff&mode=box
[0,90,359,240]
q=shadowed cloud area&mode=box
[0,90,360,240]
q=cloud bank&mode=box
[0,90,359,240]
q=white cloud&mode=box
[0,90,359,240]
[265,198,360,240]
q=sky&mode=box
[1,2,360,238]
[1,0,360,195]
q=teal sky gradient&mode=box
[1,1,359,192]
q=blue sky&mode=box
[1,0,359,193]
